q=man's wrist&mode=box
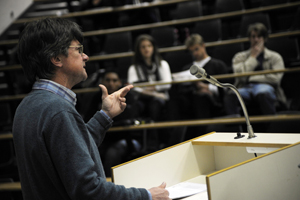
[147,190,152,200]
[100,110,113,122]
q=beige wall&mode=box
[0,0,32,35]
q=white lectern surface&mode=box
[112,132,300,200]
[193,132,300,147]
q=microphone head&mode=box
[190,65,199,75]
[190,65,206,76]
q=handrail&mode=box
[0,39,18,46]
[1,1,299,47]
[0,182,21,191]
[0,133,13,140]
[108,114,300,132]
[133,67,300,87]
[2,114,300,138]
[0,65,23,71]
[0,67,299,102]
[1,30,300,71]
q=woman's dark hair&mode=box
[247,23,268,41]
[132,34,162,81]
[133,34,162,68]
[17,18,83,84]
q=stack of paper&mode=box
[166,182,207,199]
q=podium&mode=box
[112,132,300,200]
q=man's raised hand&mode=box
[100,84,134,119]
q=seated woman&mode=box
[127,34,172,122]
[127,34,172,151]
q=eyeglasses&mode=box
[69,45,84,56]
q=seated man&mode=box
[165,33,228,144]
[224,23,286,118]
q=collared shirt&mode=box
[232,47,286,104]
[193,56,218,95]
[32,79,77,106]
[193,56,211,68]
[255,52,264,71]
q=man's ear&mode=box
[50,56,63,68]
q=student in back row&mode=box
[165,34,228,145]
[224,23,286,117]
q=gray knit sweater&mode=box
[13,89,148,200]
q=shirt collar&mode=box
[263,47,272,59]
[32,79,77,106]
[247,47,271,60]
[193,56,211,68]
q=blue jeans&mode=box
[224,83,277,115]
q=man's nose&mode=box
[83,53,89,62]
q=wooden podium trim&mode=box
[192,141,289,148]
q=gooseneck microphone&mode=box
[190,65,256,139]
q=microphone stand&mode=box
[190,66,256,139]
[220,83,256,139]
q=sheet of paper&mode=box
[166,182,207,199]
[172,70,198,81]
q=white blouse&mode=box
[127,60,172,92]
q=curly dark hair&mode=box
[18,18,83,84]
